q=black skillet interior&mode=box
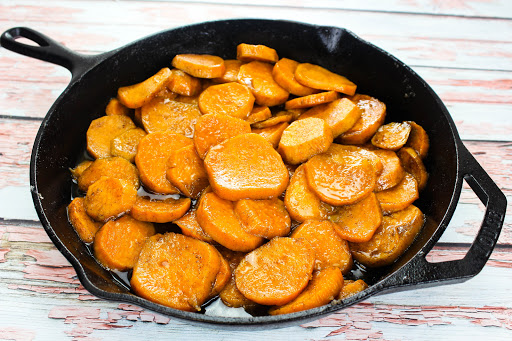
[1,19,505,328]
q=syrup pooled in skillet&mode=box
[67,43,429,316]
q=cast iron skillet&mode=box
[1,19,507,329]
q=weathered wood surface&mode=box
[0,0,511,340]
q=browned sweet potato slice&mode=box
[237,61,289,106]
[93,215,155,271]
[174,209,214,243]
[212,59,243,83]
[375,173,419,215]
[299,98,361,138]
[77,157,139,192]
[234,198,291,239]
[371,122,412,151]
[371,149,406,192]
[196,192,264,252]
[166,144,209,199]
[106,98,130,116]
[86,115,136,159]
[329,192,382,243]
[198,82,255,119]
[246,105,271,124]
[130,196,191,223]
[237,43,278,63]
[295,63,356,96]
[350,205,424,267]
[167,69,202,96]
[131,232,221,311]
[406,121,429,159]
[291,220,352,273]
[204,133,289,200]
[269,267,344,315]
[337,94,386,145]
[210,251,231,298]
[278,117,333,165]
[398,147,428,191]
[251,111,293,129]
[328,144,383,176]
[193,113,251,159]
[235,237,315,306]
[67,197,102,243]
[154,87,178,101]
[140,97,201,137]
[252,121,289,148]
[135,132,193,194]
[118,67,172,108]
[110,128,146,163]
[272,58,318,96]
[285,91,339,110]
[338,279,368,300]
[70,160,92,181]
[172,54,226,79]
[84,177,137,222]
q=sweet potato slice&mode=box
[141,97,201,137]
[210,252,231,298]
[328,144,383,176]
[234,198,291,239]
[406,121,429,159]
[246,105,271,124]
[337,94,386,145]
[350,205,424,267]
[338,279,368,300]
[193,113,251,159]
[198,82,255,119]
[295,63,356,96]
[196,192,264,252]
[272,58,318,96]
[174,209,214,243]
[131,232,221,311]
[118,67,172,108]
[212,59,243,83]
[67,197,102,243]
[252,121,288,148]
[235,237,315,306]
[250,111,293,129]
[375,173,419,215]
[204,133,289,200]
[237,43,278,63]
[84,177,137,222]
[269,267,344,315]
[285,91,339,110]
[329,192,382,243]
[398,147,428,191]
[86,115,136,159]
[77,157,139,192]
[172,54,226,79]
[237,61,289,106]
[371,149,406,192]
[93,215,155,271]
[70,160,92,181]
[110,128,146,163]
[278,118,333,165]
[130,196,191,223]
[299,97,361,138]
[291,220,352,273]
[166,144,209,199]
[371,122,412,151]
[167,69,202,96]
[135,132,193,194]
[106,98,130,116]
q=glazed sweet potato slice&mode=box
[93,215,155,271]
[110,127,146,163]
[237,43,278,63]
[130,196,191,223]
[209,251,231,298]
[197,192,264,251]
[193,113,251,159]
[272,58,318,96]
[237,61,289,106]
[252,121,288,148]
[406,121,429,159]
[278,117,333,165]
[234,198,291,239]
[371,122,412,151]
[86,115,136,159]
[135,132,193,194]
[212,59,243,83]
[295,63,356,96]
[350,205,424,267]
[269,267,344,315]
[251,111,293,129]
[246,105,271,124]
[285,91,339,110]
[174,209,214,243]
[141,97,201,137]
[131,232,221,311]
[235,237,315,306]
[118,67,172,108]
[329,192,382,243]
[328,144,383,176]
[105,98,130,116]
[398,147,428,191]
[198,82,255,119]
[291,220,352,273]
[204,133,289,200]
[166,144,209,199]
[375,173,419,215]
[172,54,225,79]
[337,94,386,145]
[67,197,102,243]
[84,177,137,222]
[167,69,202,96]
[77,156,139,192]
[369,149,406,192]
[299,97,361,138]
[338,279,368,300]
[70,160,92,181]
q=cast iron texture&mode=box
[1,20,507,329]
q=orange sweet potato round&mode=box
[198,82,255,119]
[295,63,356,95]
[130,196,191,223]
[77,156,139,192]
[375,173,419,215]
[172,54,226,79]
[237,61,289,106]
[86,115,136,159]
[272,58,318,96]
[84,177,137,222]
[234,198,291,239]
[166,144,209,199]
[67,197,102,243]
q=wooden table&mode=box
[1,1,511,340]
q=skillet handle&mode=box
[382,143,506,290]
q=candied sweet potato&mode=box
[285,91,339,110]
[67,197,102,243]
[234,198,291,239]
[167,69,202,96]
[84,177,137,222]
[218,249,258,309]
[272,58,318,96]
[77,156,139,192]
[105,98,130,116]
[166,144,209,199]
[198,82,255,119]
[212,59,243,83]
[398,147,428,191]
[238,61,289,107]
[86,115,136,159]
[251,111,293,129]
[252,121,289,148]
[70,160,92,181]
[295,63,356,95]
[174,209,214,243]
[110,128,146,163]
[405,121,429,159]
[172,54,225,79]
[371,122,412,151]
[130,196,191,223]
[375,173,419,215]
[338,279,368,300]
[118,67,172,108]
[371,149,406,192]
[237,43,278,63]
[246,105,271,124]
